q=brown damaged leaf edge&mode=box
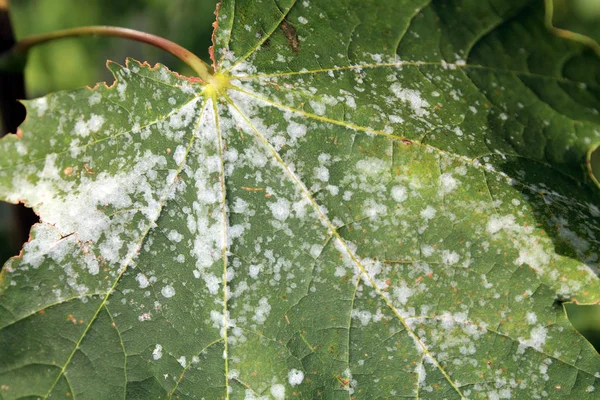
[85,59,205,93]
[209,0,222,72]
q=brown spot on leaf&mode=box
[83,163,96,174]
[280,19,299,54]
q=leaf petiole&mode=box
[11,25,214,81]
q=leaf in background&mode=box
[551,0,600,46]
[9,0,218,95]
[1,0,600,399]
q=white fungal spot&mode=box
[391,185,408,202]
[152,344,163,360]
[249,264,261,279]
[309,100,326,115]
[268,198,291,221]
[32,97,48,116]
[518,325,548,353]
[526,312,538,325]
[393,281,413,305]
[74,114,105,137]
[173,145,187,165]
[314,166,329,181]
[389,83,430,117]
[161,285,175,298]
[286,121,307,140]
[415,362,426,385]
[439,173,458,195]
[288,369,305,386]
[88,92,101,105]
[271,384,285,400]
[167,230,183,243]
[253,297,271,324]
[442,250,459,265]
[487,215,516,235]
[136,273,150,289]
[420,206,436,220]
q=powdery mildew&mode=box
[1,0,600,399]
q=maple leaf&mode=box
[1,1,600,398]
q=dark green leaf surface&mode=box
[1,0,600,399]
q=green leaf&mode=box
[2,0,600,398]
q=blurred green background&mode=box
[10,0,218,96]
[0,0,600,352]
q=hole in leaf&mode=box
[590,145,600,185]
[0,202,39,268]
[565,303,600,351]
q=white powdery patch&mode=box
[268,198,291,221]
[185,101,230,294]
[487,215,516,235]
[286,120,307,141]
[288,369,305,386]
[363,199,387,219]
[161,285,176,298]
[393,281,414,305]
[442,250,460,265]
[41,153,60,179]
[177,356,187,368]
[203,274,221,295]
[389,83,430,117]
[517,325,548,354]
[173,145,187,165]
[152,344,163,360]
[420,206,436,220]
[167,99,198,130]
[232,198,249,214]
[88,92,102,105]
[309,100,326,115]
[391,185,408,203]
[253,297,271,324]
[314,166,329,182]
[249,264,261,279]
[136,273,150,289]
[167,230,183,243]
[421,245,435,257]
[74,114,105,137]
[526,312,537,325]
[352,309,372,326]
[485,213,555,274]
[553,217,592,262]
[271,384,285,400]
[355,157,387,177]
[5,150,172,270]
[415,362,426,386]
[31,97,48,116]
[20,224,62,269]
[439,173,458,195]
